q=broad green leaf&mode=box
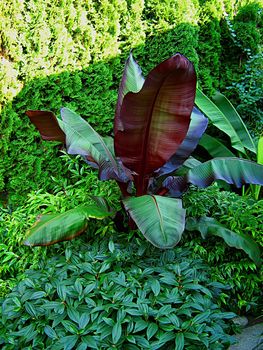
[24,204,111,246]
[150,279,161,296]
[59,335,78,350]
[44,325,57,340]
[175,333,184,350]
[199,133,235,157]
[147,323,158,340]
[186,216,261,265]
[195,89,256,155]
[123,195,186,248]
[112,321,122,344]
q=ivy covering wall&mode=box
[0,0,262,203]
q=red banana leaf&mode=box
[114,53,196,196]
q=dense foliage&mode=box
[0,237,236,350]
[1,0,262,204]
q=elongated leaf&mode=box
[186,216,261,265]
[257,136,263,165]
[123,195,186,248]
[115,53,196,195]
[156,107,208,176]
[60,108,133,183]
[26,110,65,142]
[24,204,112,246]
[195,89,256,155]
[115,52,145,133]
[199,133,235,157]
[188,158,263,188]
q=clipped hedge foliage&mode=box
[0,237,236,349]
[0,0,262,204]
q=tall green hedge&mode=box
[0,0,262,204]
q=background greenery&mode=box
[0,0,262,322]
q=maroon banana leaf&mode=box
[26,110,65,143]
[155,107,208,177]
[114,53,197,196]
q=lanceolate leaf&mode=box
[115,52,145,134]
[188,158,263,188]
[24,204,112,246]
[26,110,65,142]
[257,136,263,165]
[115,53,196,195]
[199,133,235,158]
[156,107,208,176]
[60,108,133,183]
[186,216,261,265]
[123,195,186,248]
[195,89,256,155]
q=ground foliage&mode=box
[0,0,262,203]
[0,236,236,350]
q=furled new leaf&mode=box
[26,110,65,142]
[156,107,208,176]
[123,195,186,248]
[24,204,112,246]
[115,53,196,195]
[195,89,256,155]
[115,52,145,134]
[186,216,261,265]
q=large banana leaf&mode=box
[199,134,235,158]
[123,195,186,248]
[60,108,132,183]
[195,89,256,155]
[24,204,112,246]
[26,110,65,142]
[114,53,196,196]
[164,158,263,196]
[156,107,208,177]
[186,217,261,265]
[115,52,145,134]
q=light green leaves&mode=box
[24,204,112,246]
[123,195,186,248]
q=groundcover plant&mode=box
[24,53,263,264]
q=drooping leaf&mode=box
[199,133,235,157]
[115,52,145,134]
[26,110,65,142]
[60,108,133,183]
[186,216,261,265]
[156,107,208,176]
[23,204,112,246]
[195,89,256,155]
[188,158,263,188]
[123,195,186,248]
[115,53,196,195]
[162,176,189,197]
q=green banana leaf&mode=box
[195,89,256,155]
[186,216,261,265]
[123,195,186,248]
[24,204,112,246]
[199,133,235,158]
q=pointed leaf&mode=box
[199,133,235,157]
[156,107,208,176]
[112,322,122,344]
[23,204,111,246]
[195,89,256,155]
[175,333,184,350]
[188,158,263,188]
[115,53,196,195]
[257,136,263,165]
[123,195,186,248]
[60,108,133,183]
[115,52,145,133]
[186,217,261,265]
[26,110,65,142]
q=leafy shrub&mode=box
[183,184,263,314]
[0,236,236,349]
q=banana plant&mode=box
[25,53,263,265]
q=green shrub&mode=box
[183,184,263,314]
[0,237,235,349]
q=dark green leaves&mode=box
[123,195,186,248]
